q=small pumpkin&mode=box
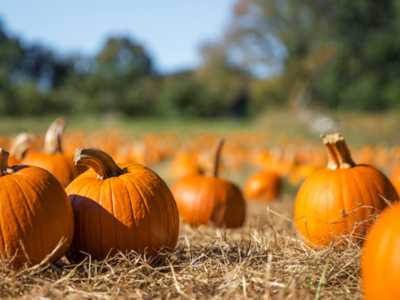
[65,147,179,261]
[243,171,282,203]
[171,139,246,228]
[361,201,400,299]
[0,149,74,267]
[294,133,398,247]
[8,132,37,166]
[22,117,83,186]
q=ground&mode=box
[1,108,395,299]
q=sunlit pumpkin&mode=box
[171,139,246,228]
[294,133,398,247]
[361,201,400,300]
[390,167,400,196]
[66,147,179,261]
[243,171,282,203]
[22,117,83,186]
[0,148,74,267]
[8,133,37,166]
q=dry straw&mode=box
[0,198,364,299]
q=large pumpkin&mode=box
[243,171,282,203]
[22,117,83,186]
[171,139,246,228]
[65,147,179,261]
[361,201,400,299]
[294,133,398,247]
[0,149,74,267]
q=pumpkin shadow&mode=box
[68,195,173,263]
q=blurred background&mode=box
[1,0,400,145]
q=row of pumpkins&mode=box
[1,117,399,299]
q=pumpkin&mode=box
[243,171,282,203]
[294,133,398,247]
[361,201,400,300]
[0,148,74,267]
[22,117,83,186]
[8,133,37,166]
[65,147,179,261]
[171,139,245,228]
[389,167,400,196]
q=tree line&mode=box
[1,0,400,117]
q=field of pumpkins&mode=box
[0,116,400,299]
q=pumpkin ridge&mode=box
[96,179,106,259]
[353,166,379,215]
[11,176,45,258]
[315,170,331,244]
[109,179,119,256]
[86,177,104,259]
[133,171,170,248]
[16,167,74,252]
[121,174,152,254]
[338,169,353,242]
[211,179,227,225]
[71,179,96,257]
[198,179,213,226]
[347,168,369,225]
[117,176,138,253]
[127,171,175,253]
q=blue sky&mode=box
[0,0,237,74]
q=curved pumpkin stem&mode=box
[321,133,355,170]
[212,138,225,177]
[9,133,37,161]
[74,147,123,180]
[44,117,66,154]
[0,149,11,177]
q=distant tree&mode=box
[323,0,400,111]
[65,37,154,115]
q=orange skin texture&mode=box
[294,165,399,247]
[243,171,282,203]
[22,152,80,186]
[65,163,179,261]
[390,167,400,196]
[0,165,74,267]
[171,174,246,228]
[362,202,400,300]
[8,155,19,166]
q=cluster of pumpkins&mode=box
[1,117,399,299]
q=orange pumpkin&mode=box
[65,147,179,261]
[243,171,282,203]
[294,133,398,247]
[171,139,246,228]
[22,117,83,186]
[361,201,400,299]
[8,133,37,166]
[0,149,74,267]
[390,167,400,196]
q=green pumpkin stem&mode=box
[321,133,355,170]
[74,147,123,180]
[44,117,66,154]
[212,138,225,177]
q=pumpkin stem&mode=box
[321,133,355,170]
[74,147,123,180]
[44,117,66,154]
[212,138,225,177]
[0,149,11,177]
[9,133,37,161]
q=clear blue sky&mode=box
[0,0,237,74]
